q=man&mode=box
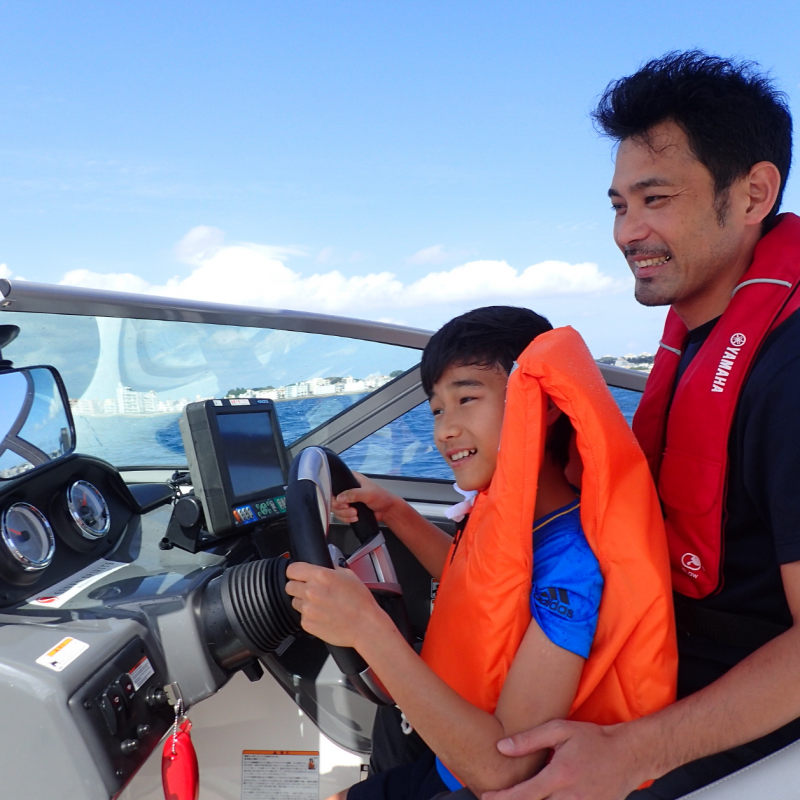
[485,51,800,800]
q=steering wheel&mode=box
[286,446,410,705]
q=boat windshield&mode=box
[1,311,421,469]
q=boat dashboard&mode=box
[0,360,434,800]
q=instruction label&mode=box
[36,637,90,672]
[28,559,127,608]
[241,750,319,800]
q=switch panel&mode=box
[69,637,173,796]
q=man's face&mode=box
[609,120,749,320]
[429,362,507,492]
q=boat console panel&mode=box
[0,454,138,607]
[69,636,173,796]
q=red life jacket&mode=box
[421,326,676,727]
[633,213,800,599]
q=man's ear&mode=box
[742,161,782,227]
[545,397,562,427]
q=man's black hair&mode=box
[421,305,572,468]
[592,51,793,226]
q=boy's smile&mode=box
[429,362,508,492]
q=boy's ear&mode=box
[545,397,562,427]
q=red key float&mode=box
[162,716,199,800]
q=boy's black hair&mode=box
[421,306,553,395]
[592,51,793,227]
[421,306,572,468]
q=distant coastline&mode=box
[68,356,650,420]
[69,372,398,418]
[70,387,376,418]
[597,352,654,373]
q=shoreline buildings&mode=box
[69,373,394,417]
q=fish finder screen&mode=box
[216,412,284,498]
[180,397,289,537]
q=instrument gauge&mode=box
[66,480,111,539]
[1,503,56,572]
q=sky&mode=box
[1,1,800,357]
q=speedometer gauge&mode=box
[0,503,56,572]
[66,480,111,539]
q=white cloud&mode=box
[314,247,369,266]
[0,264,28,282]
[407,244,471,265]
[59,229,618,324]
[404,260,612,304]
[61,269,152,294]
[174,226,307,266]
[316,246,335,265]
[173,225,225,265]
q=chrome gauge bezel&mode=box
[66,480,111,540]
[0,502,56,572]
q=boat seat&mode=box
[681,738,800,798]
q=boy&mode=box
[286,306,675,800]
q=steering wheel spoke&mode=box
[287,446,411,705]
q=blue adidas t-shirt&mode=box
[530,498,603,659]
[436,499,603,792]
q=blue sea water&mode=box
[73,386,642,481]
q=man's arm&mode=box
[484,560,800,800]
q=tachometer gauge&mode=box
[1,503,56,572]
[66,480,111,539]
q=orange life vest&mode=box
[633,213,800,598]
[421,326,677,725]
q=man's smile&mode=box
[625,248,673,278]
[635,255,672,268]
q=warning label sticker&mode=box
[241,750,319,800]
[36,637,90,672]
[130,656,155,690]
[28,559,127,608]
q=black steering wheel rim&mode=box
[286,446,394,704]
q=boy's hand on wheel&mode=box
[332,471,401,524]
[285,561,387,648]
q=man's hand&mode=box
[482,719,653,800]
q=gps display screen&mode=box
[216,411,285,499]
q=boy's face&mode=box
[429,362,507,492]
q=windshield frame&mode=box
[0,279,647,478]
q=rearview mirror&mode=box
[0,367,75,480]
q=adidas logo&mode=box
[534,587,574,618]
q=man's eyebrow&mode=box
[609,176,675,197]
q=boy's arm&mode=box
[333,472,452,578]
[485,560,800,800]
[285,562,583,795]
